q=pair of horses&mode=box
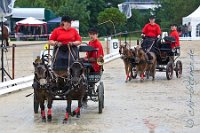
[0,25,9,47]
[33,57,87,123]
[119,42,157,81]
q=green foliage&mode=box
[154,0,200,28]
[86,0,106,27]
[97,7,127,35]
[57,0,90,36]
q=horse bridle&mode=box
[70,62,85,88]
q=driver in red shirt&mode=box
[48,16,82,76]
[141,15,161,63]
[142,15,161,38]
[49,16,81,46]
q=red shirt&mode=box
[170,30,180,48]
[86,39,104,72]
[49,27,82,45]
[142,23,161,37]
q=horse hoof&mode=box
[63,119,68,124]
[76,114,80,118]
[42,117,46,122]
[47,115,52,122]
[71,111,75,117]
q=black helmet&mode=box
[88,27,98,34]
[61,16,72,23]
[149,15,155,19]
[170,23,177,27]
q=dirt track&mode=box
[0,40,200,133]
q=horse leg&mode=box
[5,38,9,46]
[124,60,129,82]
[63,99,71,124]
[152,61,157,81]
[72,100,81,118]
[40,99,46,122]
[47,95,53,122]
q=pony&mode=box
[0,25,9,47]
[134,47,157,80]
[63,61,87,123]
[119,42,137,82]
[32,57,54,122]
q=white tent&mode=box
[16,17,46,25]
[15,17,47,34]
[182,6,200,38]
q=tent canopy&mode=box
[15,17,47,33]
[182,6,200,37]
[16,17,46,26]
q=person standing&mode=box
[187,22,192,37]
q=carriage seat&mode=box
[79,45,98,52]
[163,36,176,43]
[79,45,98,69]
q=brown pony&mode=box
[134,47,157,80]
[63,61,87,123]
[0,25,9,46]
[32,58,54,122]
[119,42,136,82]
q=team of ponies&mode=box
[119,41,157,82]
[32,49,87,123]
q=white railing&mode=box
[0,52,120,96]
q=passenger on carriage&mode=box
[82,28,104,72]
[169,24,180,49]
[48,15,82,76]
[141,15,161,63]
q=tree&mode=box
[57,0,90,36]
[154,0,200,28]
[98,7,127,35]
[15,0,48,8]
[86,0,106,27]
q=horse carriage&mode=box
[32,43,104,122]
[119,36,182,81]
[141,36,182,80]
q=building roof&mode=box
[12,8,45,20]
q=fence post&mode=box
[119,32,122,46]
[137,39,139,46]
[12,44,16,79]
[106,36,109,54]
[129,32,132,47]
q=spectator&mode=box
[188,22,192,37]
